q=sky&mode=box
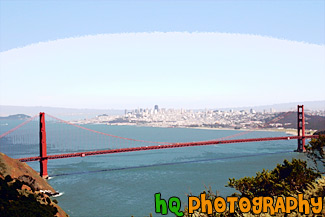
[0,0,324,109]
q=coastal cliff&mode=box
[0,152,68,217]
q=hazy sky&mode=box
[0,1,324,109]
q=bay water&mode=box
[0,120,305,217]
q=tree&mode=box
[180,136,325,216]
[226,159,320,199]
[305,134,325,174]
[0,176,58,217]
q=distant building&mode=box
[154,105,159,111]
[250,108,256,114]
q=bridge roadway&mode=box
[18,135,318,162]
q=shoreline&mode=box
[102,123,317,136]
[172,126,301,135]
[71,120,317,136]
[187,126,302,135]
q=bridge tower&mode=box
[297,105,305,152]
[39,112,48,178]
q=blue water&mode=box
[0,120,305,217]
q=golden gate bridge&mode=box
[0,105,318,179]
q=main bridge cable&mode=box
[190,109,296,143]
[142,110,296,146]
[0,110,296,148]
[45,113,171,145]
[50,150,294,177]
[0,114,39,139]
[46,110,295,148]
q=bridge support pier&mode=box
[39,112,48,179]
[297,105,305,152]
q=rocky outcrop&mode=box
[0,152,56,193]
[0,152,68,217]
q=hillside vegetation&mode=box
[0,153,68,217]
[181,134,325,216]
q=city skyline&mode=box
[0,100,324,117]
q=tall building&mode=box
[154,105,159,111]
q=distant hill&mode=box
[265,112,325,131]
[217,100,325,112]
[0,105,124,116]
[0,114,31,120]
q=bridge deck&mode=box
[18,135,318,162]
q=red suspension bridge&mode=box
[0,105,318,179]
